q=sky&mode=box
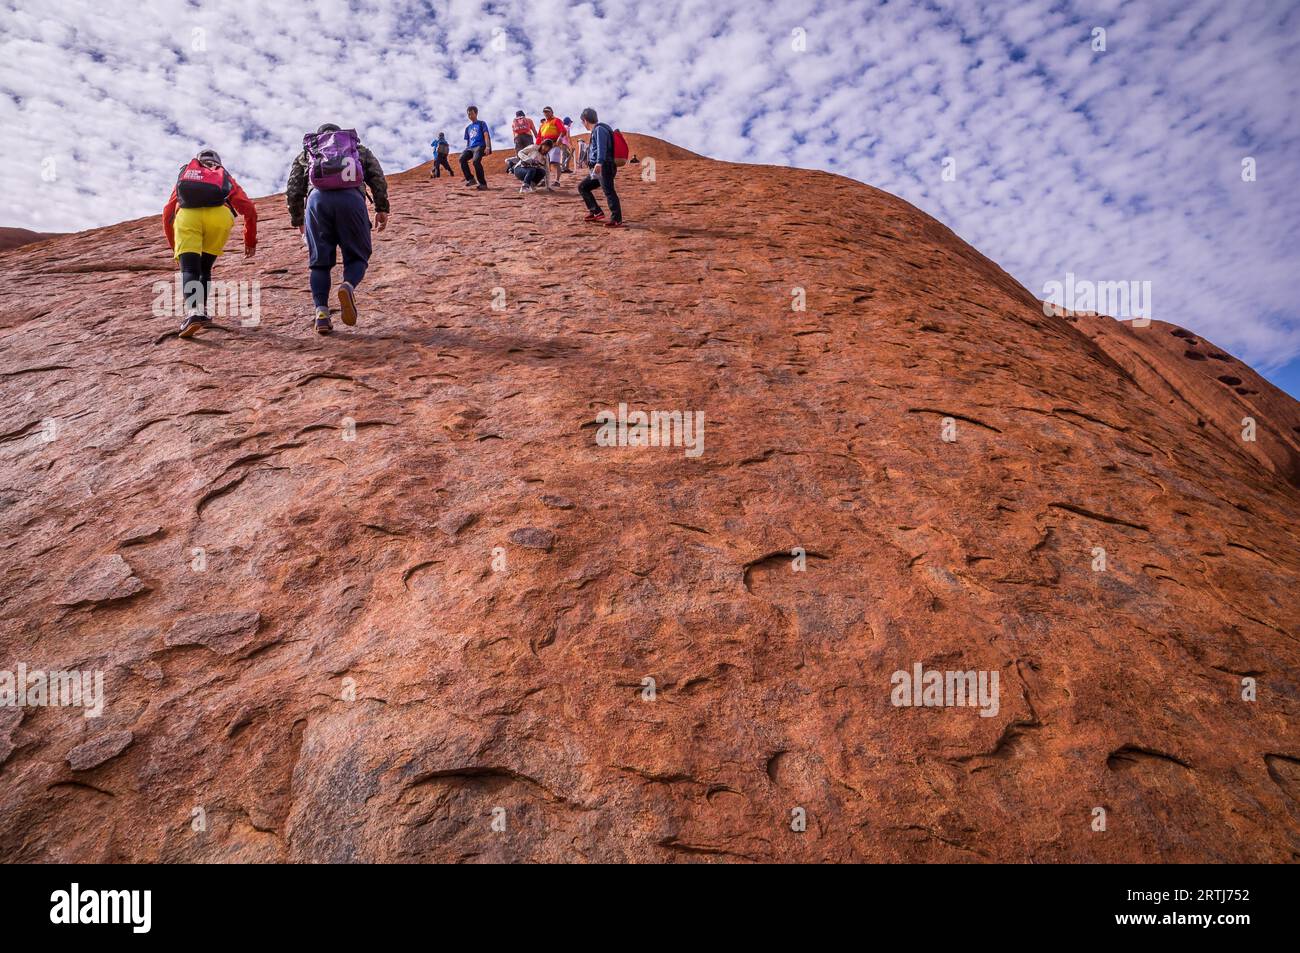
[2,0,1299,397]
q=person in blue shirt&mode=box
[430,132,453,178]
[459,105,493,190]
[578,107,623,227]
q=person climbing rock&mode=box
[162,148,257,338]
[548,116,571,188]
[511,110,537,151]
[285,124,390,335]
[560,117,575,173]
[430,132,453,178]
[514,138,553,192]
[577,108,624,227]
[538,107,565,186]
[460,106,492,190]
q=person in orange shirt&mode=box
[162,148,257,338]
[537,106,565,187]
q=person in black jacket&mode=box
[285,123,390,334]
[577,108,623,227]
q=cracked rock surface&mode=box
[0,134,1297,861]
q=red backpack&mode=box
[612,129,630,167]
[176,158,233,208]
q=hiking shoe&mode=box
[476,184,488,191]
[338,282,358,326]
[463,179,476,187]
[583,212,606,223]
[313,310,333,336]
[605,220,626,229]
[519,185,533,193]
[178,315,211,338]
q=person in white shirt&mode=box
[514,138,553,192]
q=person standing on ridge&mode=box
[285,123,390,335]
[511,110,537,151]
[577,108,623,227]
[430,132,453,178]
[460,106,492,190]
[162,148,257,338]
[537,107,565,190]
[560,117,575,173]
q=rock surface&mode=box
[67,730,134,771]
[0,134,1296,862]
[55,554,145,606]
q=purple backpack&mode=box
[304,128,364,190]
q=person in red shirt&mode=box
[511,110,538,150]
[162,148,257,337]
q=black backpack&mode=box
[176,158,233,209]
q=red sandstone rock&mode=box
[67,730,134,771]
[55,555,145,607]
[0,134,1296,862]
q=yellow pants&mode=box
[173,205,235,257]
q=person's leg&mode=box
[178,252,205,316]
[199,253,217,317]
[601,164,622,223]
[304,189,339,311]
[459,150,474,183]
[333,189,372,326]
[472,146,486,186]
[578,175,603,215]
[336,190,373,289]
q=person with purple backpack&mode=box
[285,123,390,335]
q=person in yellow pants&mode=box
[163,148,258,338]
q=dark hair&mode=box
[580,107,597,123]
[467,105,478,114]
[317,123,341,134]
[515,110,525,117]
[539,138,554,151]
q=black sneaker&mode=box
[476,184,488,191]
[313,309,333,336]
[178,315,211,338]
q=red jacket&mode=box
[163,174,257,251]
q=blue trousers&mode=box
[305,188,372,308]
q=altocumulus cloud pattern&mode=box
[1,0,1298,390]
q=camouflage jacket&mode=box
[285,143,390,227]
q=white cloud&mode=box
[1,0,1297,373]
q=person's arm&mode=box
[227,178,257,255]
[162,185,179,250]
[359,145,390,231]
[286,155,308,229]
[483,122,493,155]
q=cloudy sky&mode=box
[3,0,1299,396]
